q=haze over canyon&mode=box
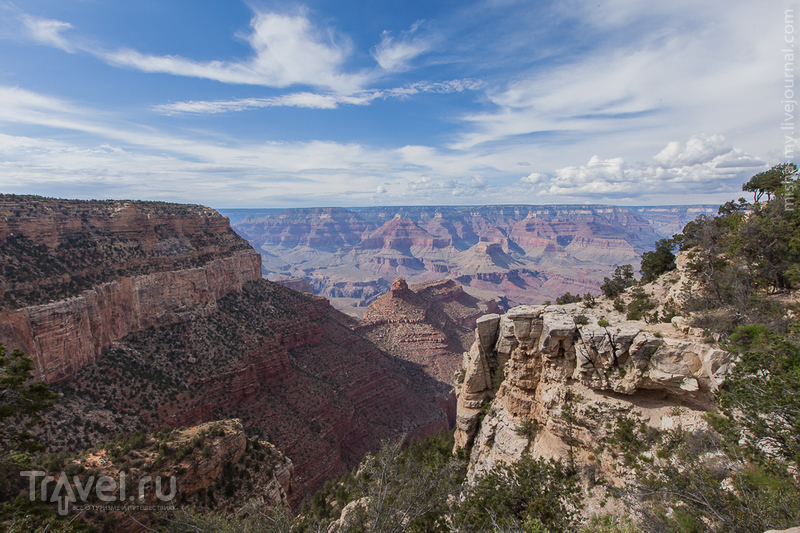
[223,205,716,315]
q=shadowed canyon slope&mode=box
[0,195,451,505]
[226,205,716,314]
[358,277,500,384]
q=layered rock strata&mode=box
[0,250,261,382]
[360,277,499,384]
[41,280,451,507]
[454,305,733,481]
[0,196,451,508]
[229,204,717,312]
[0,195,261,382]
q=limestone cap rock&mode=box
[390,277,411,297]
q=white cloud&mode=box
[520,172,544,185]
[540,135,767,199]
[20,14,73,52]
[154,92,382,114]
[372,21,430,72]
[470,175,487,188]
[153,79,485,115]
[386,79,486,98]
[78,8,368,92]
[448,0,779,162]
[652,134,733,167]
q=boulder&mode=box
[476,314,501,353]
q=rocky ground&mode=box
[453,276,734,517]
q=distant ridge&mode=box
[226,204,717,314]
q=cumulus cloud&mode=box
[541,135,767,199]
[520,172,545,185]
[652,134,733,167]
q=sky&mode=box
[0,0,795,208]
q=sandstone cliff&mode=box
[0,195,252,309]
[0,195,260,382]
[0,251,261,383]
[453,304,733,494]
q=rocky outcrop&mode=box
[69,419,294,532]
[0,250,261,382]
[360,278,499,384]
[453,304,734,481]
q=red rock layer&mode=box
[360,278,499,384]
[44,281,451,508]
[0,250,261,382]
[0,195,260,382]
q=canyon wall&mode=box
[41,280,451,506]
[227,205,717,314]
[0,195,260,382]
[453,304,733,490]
[0,251,261,382]
[1,195,452,507]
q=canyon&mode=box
[0,195,451,507]
[224,205,716,315]
[0,194,759,529]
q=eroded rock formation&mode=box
[229,205,717,313]
[68,419,294,532]
[0,196,452,508]
[0,251,261,382]
[360,277,499,384]
[0,195,260,382]
[453,305,734,484]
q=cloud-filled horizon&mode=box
[0,0,794,208]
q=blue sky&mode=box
[0,0,793,207]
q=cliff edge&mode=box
[0,195,261,382]
[453,303,733,498]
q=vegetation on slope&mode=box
[0,195,251,309]
[2,166,800,531]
